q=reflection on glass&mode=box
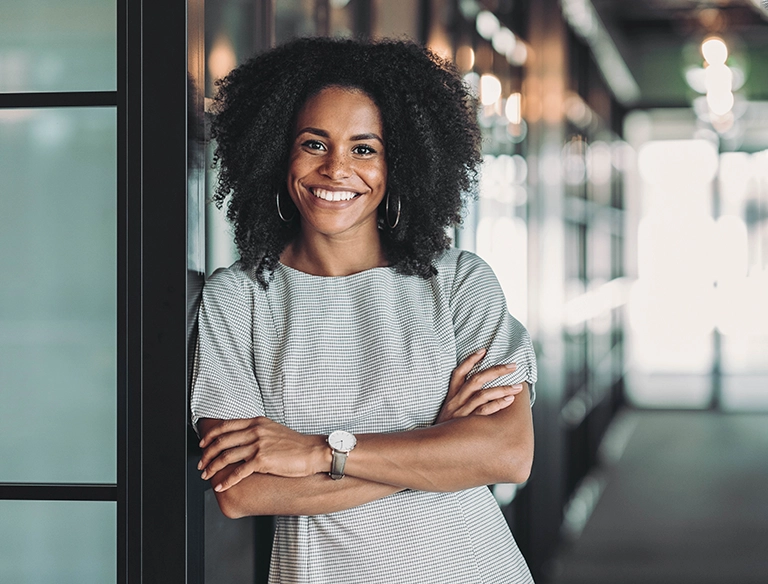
[472,154,529,325]
[0,501,116,584]
[1,0,116,92]
[0,107,116,482]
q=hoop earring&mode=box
[385,191,401,229]
[276,191,295,223]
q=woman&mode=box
[191,37,537,583]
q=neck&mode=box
[280,230,388,277]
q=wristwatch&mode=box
[327,430,357,480]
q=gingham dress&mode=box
[191,247,537,584]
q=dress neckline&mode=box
[276,261,393,280]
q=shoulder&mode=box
[202,262,263,305]
[432,248,499,298]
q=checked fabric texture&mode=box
[191,247,537,584]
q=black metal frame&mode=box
[0,0,207,581]
[0,92,117,108]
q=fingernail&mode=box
[214,484,223,492]
[199,440,205,447]
[201,471,207,480]
[197,461,202,470]
[505,363,517,369]
[512,383,523,390]
[504,395,515,401]
[475,348,487,355]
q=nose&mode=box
[320,149,351,180]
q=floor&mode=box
[545,409,768,584]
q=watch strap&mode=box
[329,449,348,480]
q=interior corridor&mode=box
[547,409,768,583]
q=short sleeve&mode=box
[190,266,265,433]
[450,251,537,405]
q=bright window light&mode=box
[476,10,500,40]
[704,63,732,93]
[702,37,728,65]
[504,92,521,124]
[492,27,516,56]
[479,74,502,106]
[706,90,734,116]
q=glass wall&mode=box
[625,110,768,411]
[0,107,117,483]
[0,501,116,583]
[0,1,118,581]
[0,0,116,92]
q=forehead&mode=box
[295,86,383,131]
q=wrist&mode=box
[311,435,333,474]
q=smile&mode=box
[312,188,360,202]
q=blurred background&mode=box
[1,0,767,582]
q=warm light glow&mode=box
[476,11,500,40]
[455,46,475,72]
[702,37,728,65]
[504,93,522,124]
[208,35,237,82]
[479,74,502,106]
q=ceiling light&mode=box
[702,37,728,66]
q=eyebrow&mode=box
[296,127,384,144]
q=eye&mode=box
[352,144,377,156]
[301,139,326,151]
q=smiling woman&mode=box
[282,87,389,275]
[208,37,484,287]
[193,37,538,584]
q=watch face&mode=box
[328,430,356,451]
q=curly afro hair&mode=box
[210,36,482,288]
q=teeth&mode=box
[313,188,357,202]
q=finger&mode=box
[461,362,518,394]
[201,444,253,479]
[454,384,522,417]
[472,395,516,416]
[199,418,253,448]
[199,429,253,470]
[212,463,251,492]
[448,348,487,395]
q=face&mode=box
[287,86,387,241]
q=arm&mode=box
[358,253,537,490]
[200,353,529,517]
[346,383,532,491]
[200,380,532,502]
[198,418,402,518]
[204,388,530,519]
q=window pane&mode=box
[1,0,116,92]
[0,107,116,483]
[0,500,116,583]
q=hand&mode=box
[198,417,327,492]
[435,348,525,424]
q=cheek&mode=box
[363,163,387,192]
